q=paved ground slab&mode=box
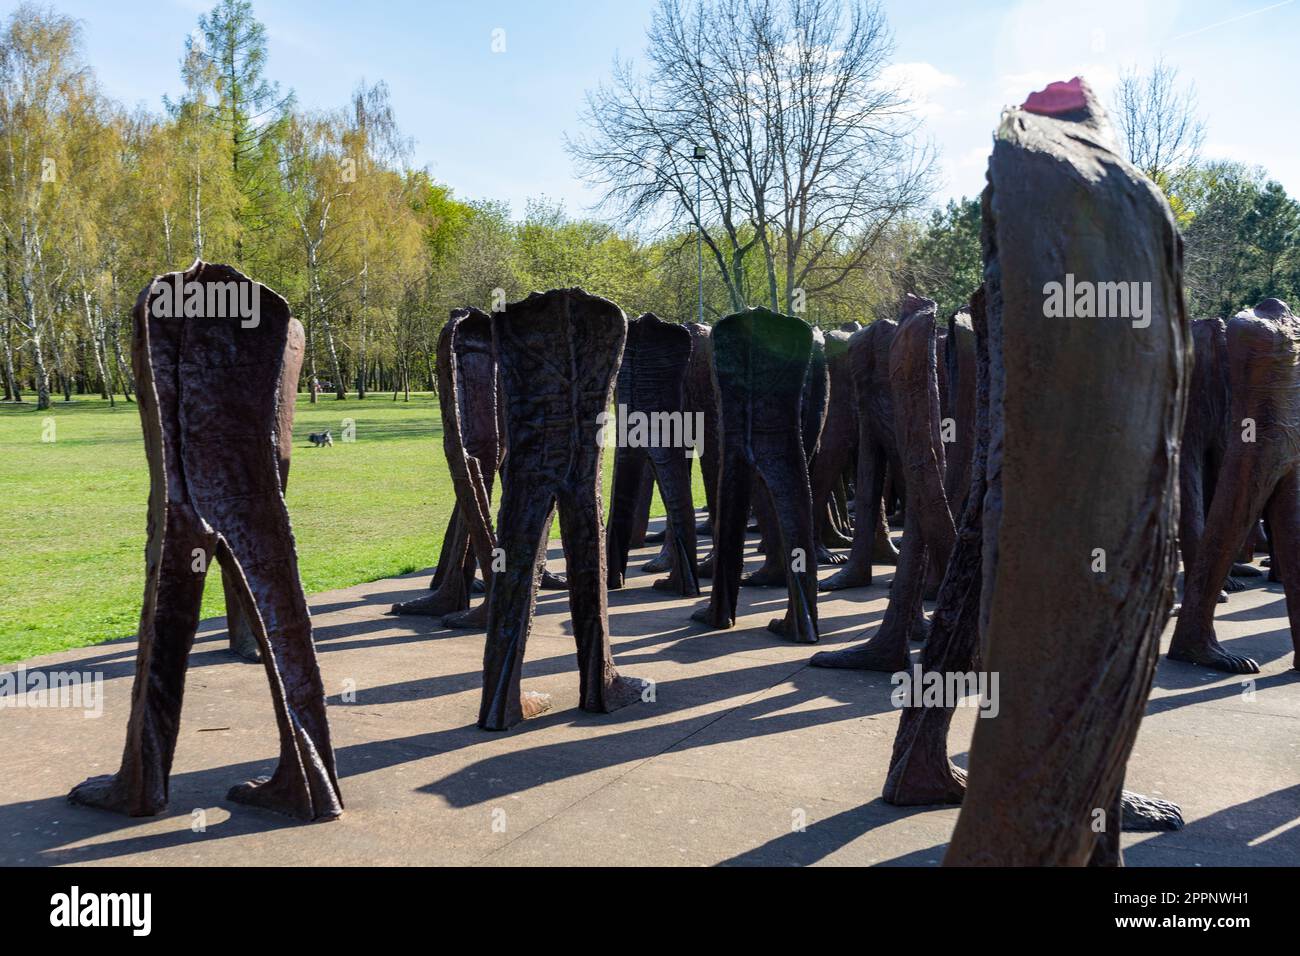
[2,521,1297,866]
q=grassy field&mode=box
[0,392,691,664]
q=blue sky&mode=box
[28,0,1300,217]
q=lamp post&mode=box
[690,145,706,325]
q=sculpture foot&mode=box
[1224,575,1248,593]
[68,773,164,818]
[389,592,466,617]
[540,570,568,590]
[696,520,712,537]
[472,578,486,594]
[882,761,967,807]
[442,602,488,629]
[740,565,785,588]
[816,545,848,566]
[591,675,651,714]
[652,576,699,597]
[766,616,818,644]
[228,628,262,663]
[697,553,714,578]
[1168,635,1260,674]
[641,553,671,573]
[1120,790,1184,832]
[1230,562,1263,578]
[690,605,733,629]
[809,634,908,671]
[643,529,666,544]
[819,564,872,591]
[227,771,342,823]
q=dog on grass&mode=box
[308,430,333,448]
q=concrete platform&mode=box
[2,521,1297,866]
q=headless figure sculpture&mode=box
[820,317,904,591]
[945,78,1185,866]
[392,308,503,625]
[69,261,343,821]
[744,328,831,585]
[478,289,649,730]
[606,313,700,595]
[809,328,857,556]
[686,322,721,537]
[811,295,951,671]
[1171,298,1300,674]
[221,317,303,661]
[690,307,819,643]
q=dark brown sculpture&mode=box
[685,321,721,534]
[69,261,343,821]
[744,327,830,585]
[811,294,952,670]
[810,328,857,556]
[690,307,819,643]
[479,289,649,730]
[606,313,700,595]
[882,289,991,805]
[220,317,304,661]
[1171,298,1300,674]
[820,316,904,591]
[392,308,502,625]
[945,77,1187,866]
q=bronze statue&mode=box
[1171,298,1300,673]
[392,308,503,625]
[220,316,304,661]
[811,295,950,671]
[945,77,1187,866]
[691,307,819,643]
[69,261,343,822]
[479,289,649,730]
[606,313,700,595]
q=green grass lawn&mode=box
[0,392,696,664]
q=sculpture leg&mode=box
[1170,455,1269,673]
[647,448,700,595]
[428,506,461,589]
[1263,469,1300,670]
[220,557,262,662]
[391,502,472,616]
[556,483,649,713]
[479,481,555,730]
[821,440,885,590]
[69,502,213,816]
[756,430,820,644]
[811,491,924,670]
[742,480,787,587]
[692,442,751,629]
[218,520,343,821]
[441,459,497,630]
[606,444,650,589]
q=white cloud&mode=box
[881,62,961,118]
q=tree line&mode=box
[3,1,1297,412]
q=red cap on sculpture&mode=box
[1022,77,1088,116]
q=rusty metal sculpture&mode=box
[69,261,343,821]
[1171,298,1300,674]
[945,78,1187,866]
[820,316,904,591]
[479,289,649,730]
[392,308,502,625]
[811,294,952,670]
[220,317,304,661]
[691,307,819,643]
[809,328,857,556]
[606,313,700,595]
